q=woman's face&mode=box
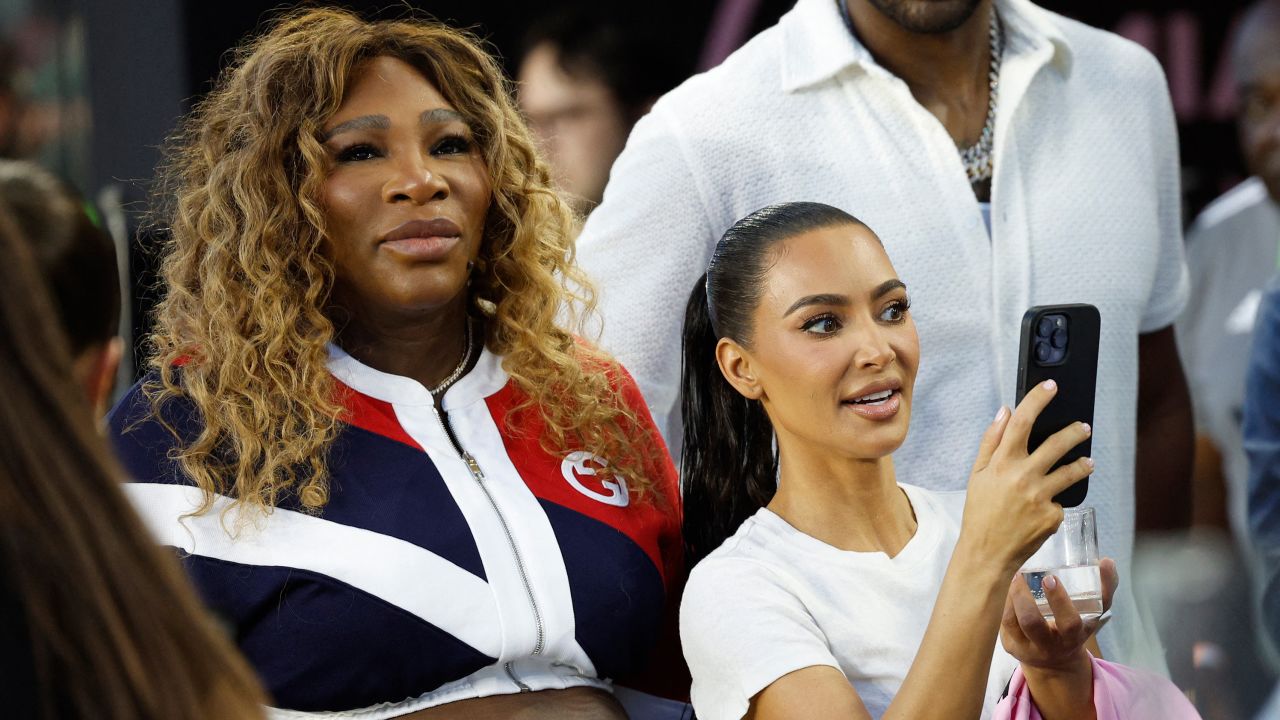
[722,223,920,460]
[320,55,492,320]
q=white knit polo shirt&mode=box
[577,0,1187,672]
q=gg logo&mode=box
[560,451,629,507]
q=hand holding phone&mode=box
[1015,304,1101,507]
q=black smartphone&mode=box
[1014,304,1100,507]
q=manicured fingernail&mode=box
[1044,575,1058,591]
[1080,423,1091,435]
[1042,380,1057,391]
[994,406,1008,422]
[1083,457,1095,468]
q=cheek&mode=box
[461,165,494,227]
[321,175,367,235]
[895,324,922,388]
[762,338,845,401]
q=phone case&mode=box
[1015,304,1100,507]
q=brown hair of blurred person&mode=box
[0,160,122,417]
[517,8,686,214]
[0,208,267,716]
[146,7,650,518]
[0,42,19,158]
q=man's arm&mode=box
[1134,326,1194,532]
[575,107,717,449]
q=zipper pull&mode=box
[463,452,485,481]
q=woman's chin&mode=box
[840,416,910,459]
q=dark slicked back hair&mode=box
[680,202,866,567]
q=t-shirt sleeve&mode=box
[1138,54,1190,334]
[680,557,840,720]
[575,106,718,450]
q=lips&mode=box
[379,218,463,261]
[841,377,904,422]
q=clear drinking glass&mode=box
[1019,506,1103,621]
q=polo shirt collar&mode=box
[780,0,1075,93]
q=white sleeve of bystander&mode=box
[575,106,719,452]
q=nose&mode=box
[383,150,449,205]
[851,322,897,370]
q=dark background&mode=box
[56,0,1257,372]
[90,0,1253,219]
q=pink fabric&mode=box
[993,655,1201,720]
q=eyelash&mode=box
[799,298,911,335]
[801,313,842,335]
[333,134,473,163]
[882,298,911,323]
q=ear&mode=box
[74,337,123,421]
[715,337,763,401]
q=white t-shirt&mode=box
[578,0,1187,671]
[1176,177,1280,546]
[680,484,1019,720]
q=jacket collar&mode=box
[326,341,508,410]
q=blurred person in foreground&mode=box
[108,8,686,719]
[1173,0,1280,714]
[0,160,121,418]
[577,0,1191,673]
[0,177,266,717]
[517,8,685,217]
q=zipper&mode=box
[428,405,545,690]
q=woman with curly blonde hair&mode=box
[108,7,686,719]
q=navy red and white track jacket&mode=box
[108,345,688,718]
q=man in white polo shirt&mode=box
[577,0,1191,672]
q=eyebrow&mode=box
[320,108,468,142]
[784,293,848,317]
[782,279,907,317]
[872,279,907,299]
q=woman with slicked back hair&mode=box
[0,194,266,718]
[107,6,686,719]
[676,203,1201,720]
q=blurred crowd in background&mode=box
[1,0,1278,717]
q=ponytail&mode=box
[680,274,777,569]
[678,202,865,569]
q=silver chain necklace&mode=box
[957,9,1002,185]
[428,315,475,396]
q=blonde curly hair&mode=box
[146,7,662,515]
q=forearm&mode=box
[1134,383,1193,532]
[1020,652,1095,720]
[883,544,1010,720]
[1135,329,1194,532]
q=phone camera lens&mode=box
[1036,318,1054,337]
[1051,328,1068,349]
[1035,341,1052,362]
